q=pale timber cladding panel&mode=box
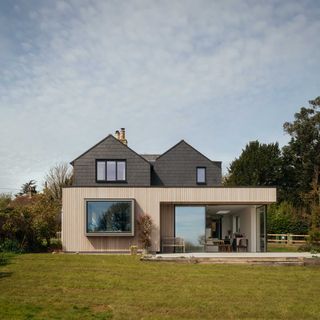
[160,203,175,239]
[62,187,276,252]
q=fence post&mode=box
[287,234,292,245]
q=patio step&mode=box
[194,257,305,265]
[142,256,320,266]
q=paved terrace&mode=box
[143,252,320,265]
[154,252,319,258]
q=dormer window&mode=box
[197,167,206,184]
[96,160,126,182]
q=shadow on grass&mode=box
[0,271,12,279]
[0,252,15,276]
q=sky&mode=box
[0,0,320,193]
[176,206,205,245]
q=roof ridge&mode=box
[70,134,151,165]
[155,139,217,163]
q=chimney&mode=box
[114,128,128,145]
[119,128,128,145]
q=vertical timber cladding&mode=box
[62,187,276,252]
[160,203,175,239]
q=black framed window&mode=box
[196,167,206,184]
[86,200,134,236]
[96,160,126,182]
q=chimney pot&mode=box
[119,128,127,145]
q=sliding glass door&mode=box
[256,206,267,252]
[175,206,205,252]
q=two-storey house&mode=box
[62,128,276,253]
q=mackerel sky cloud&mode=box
[0,0,320,191]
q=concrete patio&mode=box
[155,252,319,258]
[142,252,320,265]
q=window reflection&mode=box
[106,161,116,181]
[86,200,133,234]
[175,206,205,252]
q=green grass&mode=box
[268,243,299,252]
[0,254,320,319]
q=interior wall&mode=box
[221,215,232,238]
[236,207,253,252]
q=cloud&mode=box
[0,0,319,190]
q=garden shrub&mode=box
[267,202,309,234]
[0,252,8,266]
[298,228,320,253]
[0,192,61,253]
[298,243,320,253]
[48,239,62,251]
[0,238,24,253]
[138,214,153,250]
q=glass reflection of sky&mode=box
[175,206,205,246]
[87,201,113,231]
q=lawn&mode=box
[268,243,299,252]
[0,254,320,319]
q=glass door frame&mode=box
[256,205,267,252]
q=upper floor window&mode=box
[96,160,126,182]
[197,167,206,184]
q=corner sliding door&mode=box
[256,205,267,252]
[175,206,205,252]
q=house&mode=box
[62,128,276,253]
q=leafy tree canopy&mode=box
[17,180,37,197]
[224,141,282,187]
[282,97,320,207]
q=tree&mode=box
[267,201,309,234]
[97,202,131,232]
[0,191,61,251]
[29,191,61,247]
[0,193,11,210]
[44,163,73,203]
[224,141,282,187]
[0,194,15,245]
[1,195,38,251]
[17,180,37,197]
[283,97,320,229]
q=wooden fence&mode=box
[267,234,308,246]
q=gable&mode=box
[156,140,214,164]
[152,140,222,186]
[72,134,151,186]
[71,134,150,165]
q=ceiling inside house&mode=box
[206,204,253,216]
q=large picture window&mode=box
[96,160,126,182]
[86,200,134,236]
